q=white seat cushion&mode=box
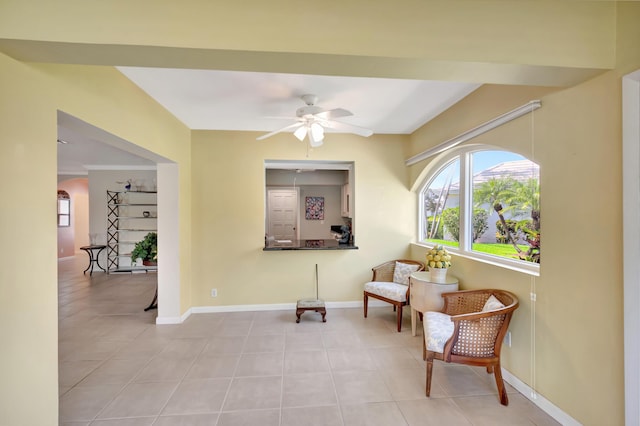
[424,311,455,353]
[364,281,408,302]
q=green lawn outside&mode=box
[425,239,529,260]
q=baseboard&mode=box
[155,315,184,325]
[502,368,580,426]
[192,303,297,314]
[190,299,387,314]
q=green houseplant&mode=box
[131,232,157,266]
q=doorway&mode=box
[267,188,299,241]
[57,111,182,324]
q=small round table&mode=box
[79,245,107,276]
[409,271,459,336]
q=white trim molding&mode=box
[190,299,388,315]
[623,69,640,426]
[405,100,541,166]
[501,369,580,426]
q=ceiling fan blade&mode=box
[256,122,304,140]
[322,120,373,137]
[314,108,353,120]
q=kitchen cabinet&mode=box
[341,183,352,218]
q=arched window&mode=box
[419,146,540,274]
[57,190,71,227]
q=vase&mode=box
[429,267,448,283]
[142,260,158,266]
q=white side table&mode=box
[409,271,459,336]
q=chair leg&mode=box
[363,293,368,318]
[422,333,426,360]
[492,362,509,406]
[426,354,434,397]
[396,305,402,332]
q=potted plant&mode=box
[131,232,157,266]
[426,245,452,283]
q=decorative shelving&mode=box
[106,190,157,273]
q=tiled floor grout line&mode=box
[149,332,214,425]
[212,322,249,426]
[322,330,347,426]
[84,320,169,423]
[278,319,285,426]
[58,256,560,426]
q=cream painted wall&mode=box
[1,2,638,425]
[408,70,628,424]
[0,54,59,426]
[57,177,89,257]
[0,54,191,424]
[190,131,415,307]
[0,0,616,82]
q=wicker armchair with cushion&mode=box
[363,259,424,332]
[423,289,519,405]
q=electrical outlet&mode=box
[504,331,512,347]
[211,288,217,297]
[530,292,537,302]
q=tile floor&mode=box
[59,256,559,425]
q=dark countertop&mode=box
[264,239,358,251]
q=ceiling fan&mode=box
[256,94,373,147]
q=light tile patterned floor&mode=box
[58,256,559,425]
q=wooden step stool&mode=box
[295,298,327,323]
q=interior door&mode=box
[267,188,299,240]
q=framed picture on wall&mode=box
[305,196,324,220]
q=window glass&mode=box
[421,158,460,248]
[419,147,540,271]
[470,151,539,263]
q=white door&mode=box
[267,189,299,240]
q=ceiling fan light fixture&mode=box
[257,94,372,147]
[309,122,324,147]
[294,126,307,141]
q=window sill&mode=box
[412,242,540,276]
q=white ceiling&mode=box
[57,68,480,175]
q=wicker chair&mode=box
[363,259,424,332]
[422,289,519,405]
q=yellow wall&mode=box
[0,1,613,86]
[0,55,192,425]
[0,0,615,68]
[0,1,638,425]
[408,64,635,426]
[190,131,415,305]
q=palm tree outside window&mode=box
[420,147,540,270]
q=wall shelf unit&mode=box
[106,190,157,273]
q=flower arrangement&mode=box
[426,245,452,269]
